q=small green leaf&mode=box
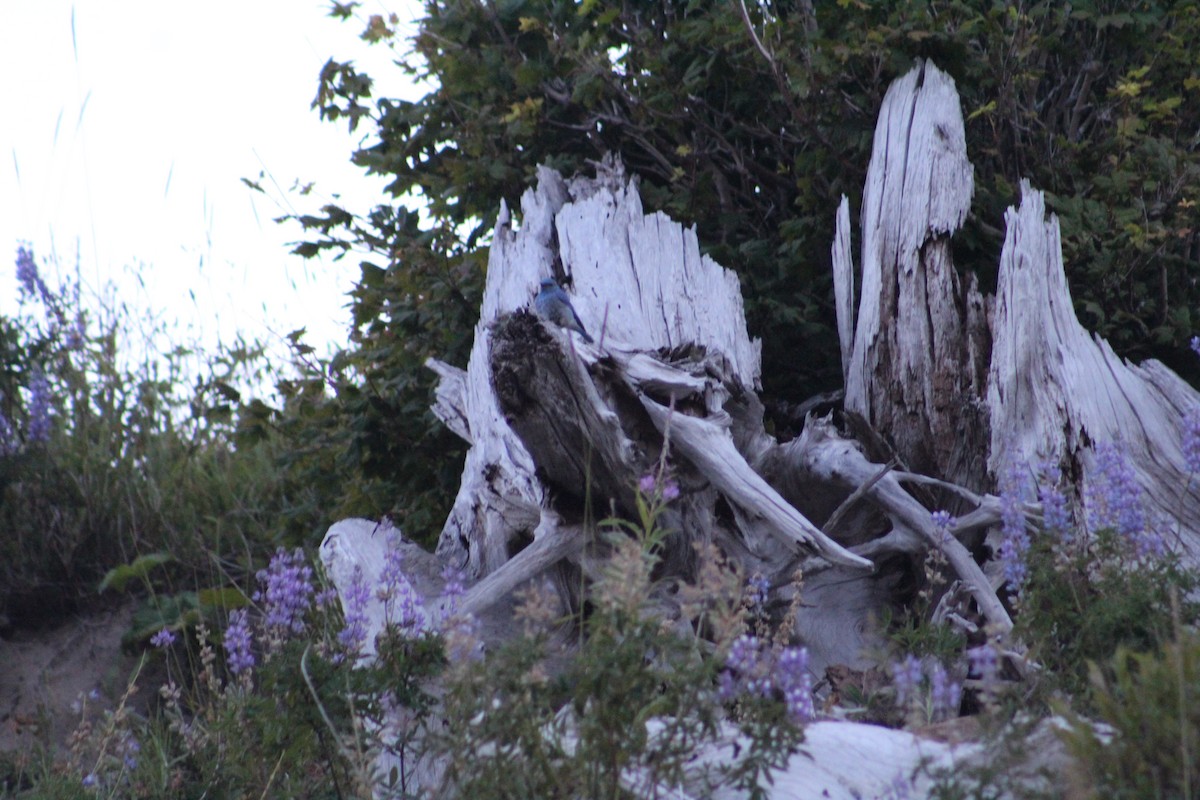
[124,592,202,646]
[198,586,250,610]
[967,100,997,122]
[99,552,175,593]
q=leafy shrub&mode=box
[1061,627,1200,799]
[10,480,818,798]
[1011,438,1200,705]
[1019,526,1200,704]
[435,525,807,798]
[0,247,327,623]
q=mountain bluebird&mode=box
[535,278,593,343]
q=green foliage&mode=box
[98,553,176,594]
[1018,527,1200,704]
[52,627,360,799]
[9,483,812,798]
[1061,627,1200,799]
[436,497,803,799]
[886,595,970,666]
[0,252,313,617]
[438,566,720,796]
[231,205,480,547]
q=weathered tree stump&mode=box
[987,182,1200,565]
[320,57,1200,798]
[836,61,991,495]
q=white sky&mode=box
[1,1,424,379]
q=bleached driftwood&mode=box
[782,416,1012,632]
[632,716,1070,799]
[987,182,1200,565]
[635,399,870,570]
[426,154,884,608]
[425,359,470,444]
[837,60,992,494]
[835,60,1200,569]
[416,114,1021,651]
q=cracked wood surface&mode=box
[838,60,991,492]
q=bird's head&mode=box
[539,277,557,290]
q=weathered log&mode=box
[781,415,1012,632]
[426,359,470,444]
[417,138,1021,657]
[836,59,992,494]
[429,157,769,583]
[635,399,870,570]
[424,153,882,600]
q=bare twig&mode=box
[737,0,775,67]
[823,458,897,537]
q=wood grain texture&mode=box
[989,181,1200,564]
[844,60,991,492]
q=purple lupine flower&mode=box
[122,736,140,770]
[891,654,923,706]
[717,668,739,701]
[721,636,817,722]
[638,473,656,495]
[0,408,17,456]
[376,543,406,610]
[223,609,255,675]
[726,634,762,674]
[1136,523,1166,558]
[998,457,1032,588]
[1086,441,1163,556]
[254,548,314,635]
[397,581,425,632]
[16,246,48,302]
[1086,441,1139,533]
[930,510,956,544]
[1183,408,1200,475]
[315,587,339,608]
[747,573,770,611]
[15,246,36,295]
[150,628,176,649]
[1191,336,1200,358]
[1037,461,1072,543]
[661,479,680,501]
[377,542,425,631]
[26,369,52,444]
[967,643,998,690]
[745,663,773,697]
[439,563,466,619]
[337,566,371,658]
[929,662,961,717]
[722,634,771,698]
[777,646,815,723]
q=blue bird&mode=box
[534,278,593,343]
